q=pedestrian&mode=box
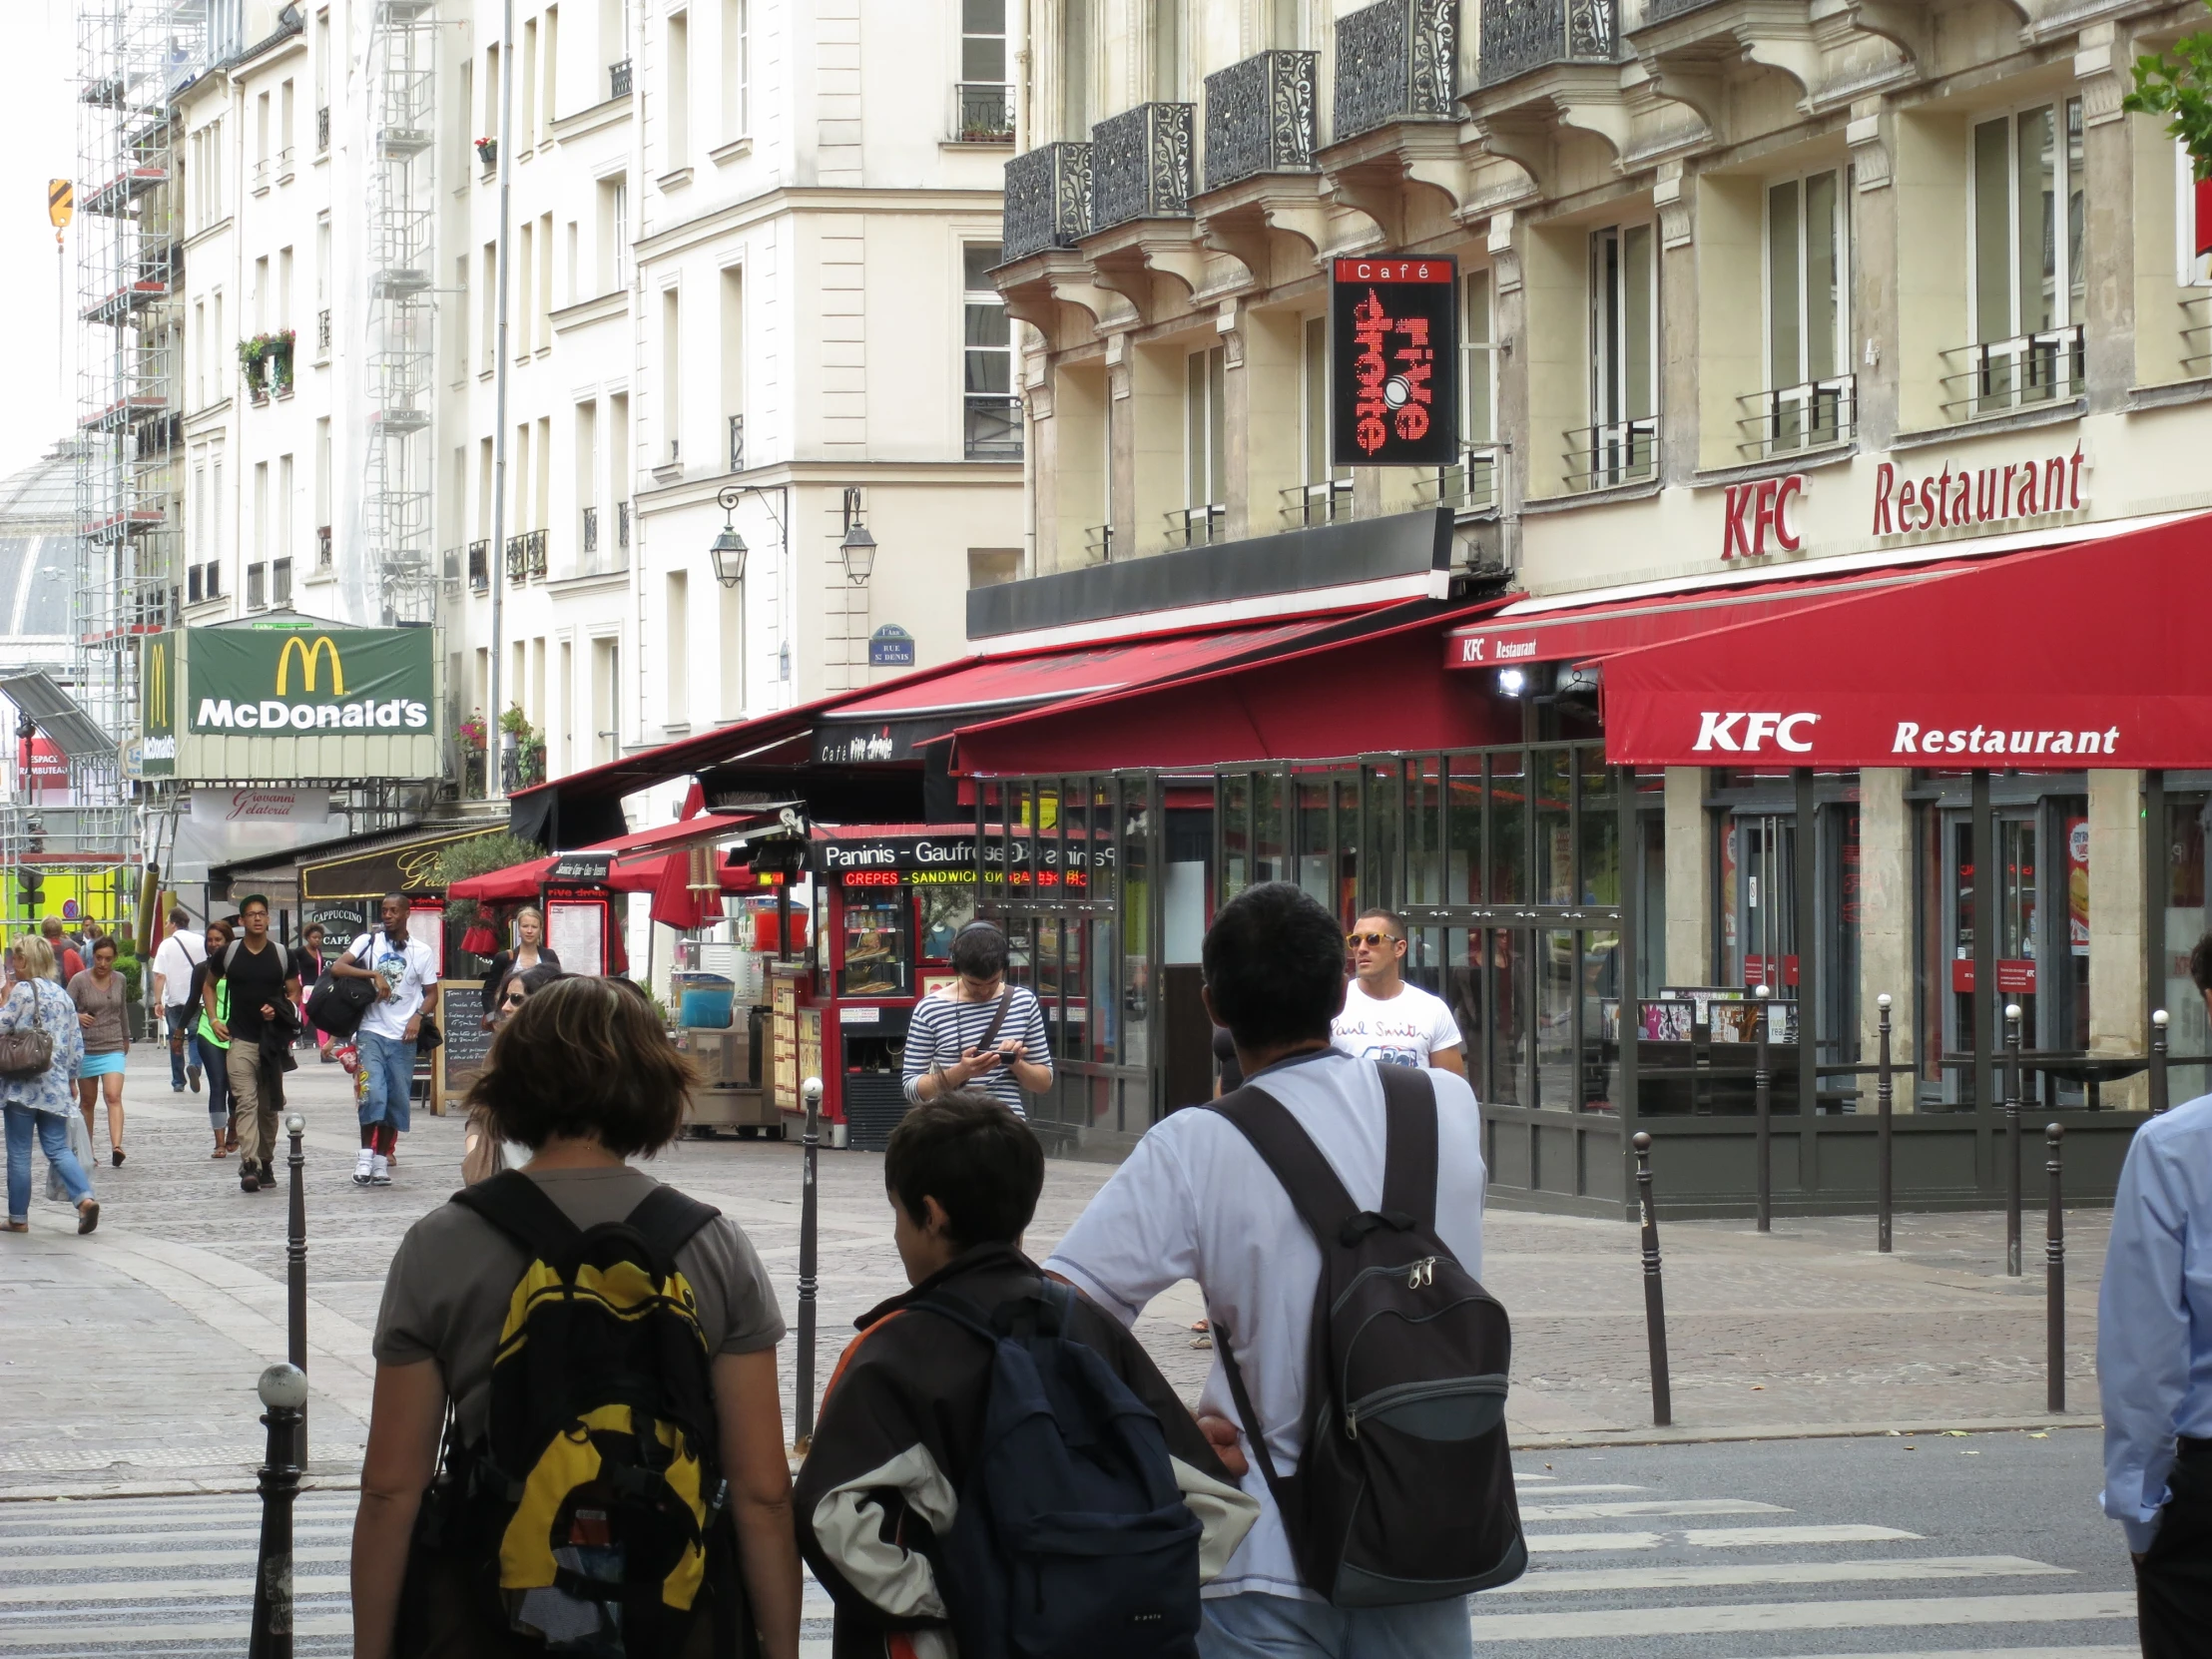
[461,961,563,1184]
[1043,881,1492,1658]
[477,903,559,1031]
[203,895,299,1195]
[900,921,1053,1119]
[189,918,235,1157]
[296,921,330,1058]
[0,935,96,1236]
[69,936,130,1168]
[329,891,436,1188]
[150,906,205,1095]
[1331,906,1467,1075]
[38,918,81,986]
[797,1091,1256,1658]
[2098,931,2212,1657]
[350,975,801,1659]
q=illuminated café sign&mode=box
[1873,443,2084,537]
[1330,257,1458,467]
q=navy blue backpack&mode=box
[912,1281,1203,1659]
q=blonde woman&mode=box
[1,935,95,1234]
[477,904,559,1031]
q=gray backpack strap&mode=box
[1376,1065,1439,1233]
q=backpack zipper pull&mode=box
[1407,1257,1435,1290]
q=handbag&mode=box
[0,983,56,1082]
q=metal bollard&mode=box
[1876,994,1895,1255]
[2151,1009,2170,1116]
[2045,1123,2065,1414]
[248,1362,307,1659]
[2004,1003,2023,1278]
[794,1076,823,1452]
[1753,984,1773,1234]
[1632,1133,1672,1428]
[284,1112,307,1467]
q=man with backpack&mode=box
[201,894,300,1194]
[1045,882,1515,1658]
[796,1093,1258,1659]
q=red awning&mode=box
[1598,513,2212,770]
[950,602,1513,776]
[446,856,558,900]
[584,812,759,855]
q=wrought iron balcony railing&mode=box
[1335,0,1457,144]
[582,505,598,555]
[1002,142,1093,263]
[1639,0,1727,22]
[1421,443,1505,512]
[617,500,632,550]
[316,523,332,568]
[1479,0,1618,89]
[1168,503,1227,549]
[1738,375,1856,459]
[1204,50,1317,191]
[609,58,632,100]
[1282,478,1354,528]
[1564,417,1657,491]
[964,394,1024,460]
[1084,524,1115,563]
[316,106,329,152]
[729,413,745,473]
[954,82,1015,142]
[1939,325,2085,421]
[1090,103,1194,234]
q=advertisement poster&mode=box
[2066,816,2089,956]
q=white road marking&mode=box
[1465,1591,2136,1642]
[1523,1530,1665,1553]
[1495,1554,2068,1596]
[1682,1522,1925,1547]
[1516,1497,1789,1520]
[1511,1483,1649,1496]
[0,1544,349,1576]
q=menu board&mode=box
[548,900,605,975]
[433,981,494,1112]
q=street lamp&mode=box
[711,483,785,586]
[837,520,877,586]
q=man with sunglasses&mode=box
[1332,909,1466,1077]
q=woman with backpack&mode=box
[188,917,235,1159]
[352,974,802,1659]
[1,935,95,1235]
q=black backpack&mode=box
[910,1280,1204,1659]
[1209,1065,1526,1607]
[397,1172,754,1658]
[303,966,376,1038]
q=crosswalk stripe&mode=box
[1493,1554,2068,1596]
[1517,1497,1789,1520]
[1684,1523,1924,1547]
[0,1574,348,1608]
[0,1545,350,1576]
[1524,1530,1664,1553]
[1747,1650,2137,1659]
[1511,1483,1648,1495]
[1465,1590,2137,1642]
[0,1615,352,1649]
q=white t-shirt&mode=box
[346,930,439,1041]
[1331,977,1463,1067]
[1043,1048,1486,1602]
[151,930,205,1009]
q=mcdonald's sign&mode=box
[139,631,176,777]
[185,625,434,736]
[276,634,344,695]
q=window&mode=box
[959,0,1012,141]
[666,10,690,168]
[543,6,560,132]
[599,175,631,291]
[1062,0,1091,140]
[1152,0,1184,100]
[665,572,689,725]
[278,79,295,167]
[272,558,292,607]
[539,211,554,338]
[1438,270,1498,508]
[1272,0,1304,47]
[1184,343,1227,545]
[721,268,745,468]
[1297,314,1350,524]
[522,18,539,148]
[1762,169,1851,451]
[718,578,745,719]
[723,0,748,138]
[1585,223,1656,487]
[963,245,1019,459]
[517,220,536,355]
[278,453,293,570]
[481,242,497,371]
[1966,99,2085,412]
[247,562,267,610]
[662,286,682,462]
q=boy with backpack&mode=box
[1043,882,1520,1658]
[796,1093,1258,1659]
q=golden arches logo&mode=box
[276,636,345,696]
[145,640,167,722]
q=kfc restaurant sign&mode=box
[1717,442,2087,560]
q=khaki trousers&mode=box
[226,1043,277,1168]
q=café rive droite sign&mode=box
[140,621,442,784]
[1330,257,1458,468]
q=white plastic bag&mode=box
[44,1109,95,1204]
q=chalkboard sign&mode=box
[434,981,494,1111]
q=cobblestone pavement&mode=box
[0,1051,2111,1496]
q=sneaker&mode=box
[369,1154,391,1186]
[241,1164,261,1194]
[188,1064,202,1093]
[352,1148,375,1187]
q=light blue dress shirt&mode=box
[2098,1091,2212,1551]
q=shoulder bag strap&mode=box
[1376,1064,1439,1233]
[1206,1083,1363,1247]
[978,987,1014,1051]
[451,1169,586,1262]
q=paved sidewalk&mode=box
[0,1050,2112,1495]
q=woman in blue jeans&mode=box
[186,917,234,1158]
[1,935,95,1234]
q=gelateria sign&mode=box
[1719,441,2088,558]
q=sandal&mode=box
[110,1147,125,1168]
[3,1221,26,1234]
[76,1199,98,1236]
[212,1142,229,1159]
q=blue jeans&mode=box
[358,1029,414,1132]
[165,1005,194,1089]
[1199,1593,1471,1659]
[5,1104,92,1223]
[193,1033,230,1134]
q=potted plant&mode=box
[271,328,296,395]
[238,335,270,402]
[476,135,498,169]
[457,711,488,798]
[2127,15,2212,258]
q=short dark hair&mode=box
[302,922,324,939]
[883,1092,1044,1250]
[168,906,191,928]
[467,976,694,1156]
[1204,881,1348,1051]
[382,891,411,910]
[950,922,1009,980]
[1355,907,1407,939]
[2192,933,2212,996]
[240,894,270,915]
[91,936,117,959]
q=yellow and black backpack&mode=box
[400,1170,754,1658]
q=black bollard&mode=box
[2151,1009,2170,1116]
[1632,1133,1672,1428]
[2004,1003,2023,1278]
[1876,993,1895,1255]
[284,1112,307,1467]
[2045,1123,2065,1413]
[1753,984,1773,1234]
[794,1076,823,1452]
[249,1362,307,1659]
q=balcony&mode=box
[582,505,598,556]
[505,528,548,582]
[1001,142,1092,263]
[316,523,332,568]
[1084,524,1115,563]
[617,501,632,552]
[963,393,1023,461]
[315,307,331,360]
[1089,103,1194,234]
[1203,51,1317,191]
[1419,443,1505,512]
[1334,0,1457,144]
[1739,376,1856,460]
[728,413,745,473]
[1282,478,1354,528]
[1939,325,2084,422]
[1168,503,1226,550]
[1480,0,1618,89]
[609,58,632,100]
[316,105,329,153]
[954,82,1015,143]
[1564,417,1656,492]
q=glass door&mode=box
[1730,814,1798,990]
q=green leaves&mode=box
[2125,18,2212,182]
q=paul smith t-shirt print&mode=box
[1331,980,1463,1068]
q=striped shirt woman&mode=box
[900,924,1052,1118]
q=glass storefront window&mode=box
[1297,776,1334,910]
[1579,752,1618,906]
[1406,759,1444,907]
[1255,772,1286,886]
[1448,754,1483,904]
[1365,764,1401,915]
[1222,772,1251,901]
[1534,749,1572,905]
[1122,791,1151,1074]
[2164,794,2210,1102]
[1488,752,1527,906]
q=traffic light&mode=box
[19,815,44,914]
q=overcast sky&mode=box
[2,3,97,485]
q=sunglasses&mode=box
[1346,931,1401,948]
[500,988,529,1007]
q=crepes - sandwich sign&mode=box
[185,626,435,735]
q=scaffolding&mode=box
[362,0,440,625]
